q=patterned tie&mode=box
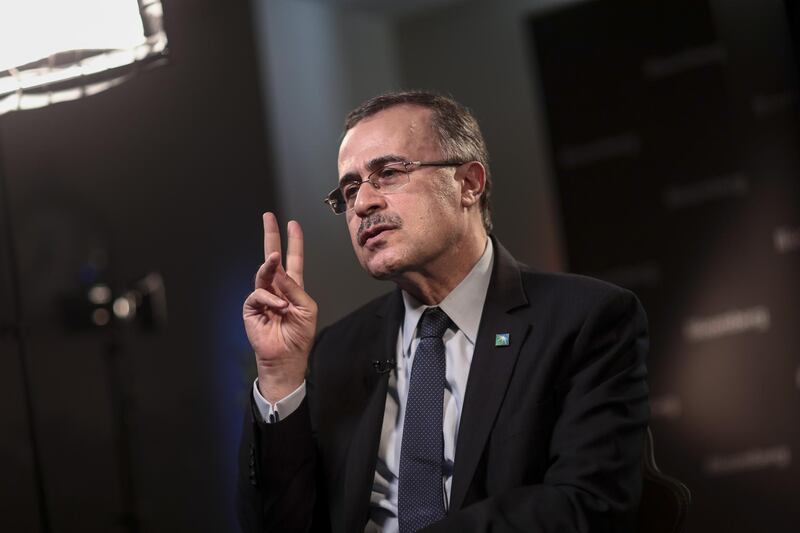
[398,307,452,533]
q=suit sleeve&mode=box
[237,331,333,533]
[426,288,650,533]
[237,397,318,533]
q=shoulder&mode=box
[520,269,634,305]
[491,237,640,319]
[514,268,646,329]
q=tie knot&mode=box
[418,307,452,339]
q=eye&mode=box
[375,163,405,183]
[342,181,361,201]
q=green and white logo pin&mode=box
[495,333,510,346]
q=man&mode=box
[238,91,649,533]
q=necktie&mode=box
[398,307,452,533]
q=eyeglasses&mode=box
[323,160,466,214]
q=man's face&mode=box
[337,105,466,280]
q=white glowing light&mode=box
[0,0,145,72]
[0,0,167,114]
[88,284,112,305]
[113,295,136,320]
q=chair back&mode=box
[637,427,691,533]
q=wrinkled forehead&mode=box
[337,105,438,177]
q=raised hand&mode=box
[243,212,318,403]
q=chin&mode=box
[360,249,406,280]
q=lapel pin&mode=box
[495,333,510,347]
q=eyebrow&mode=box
[339,154,407,184]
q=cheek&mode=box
[420,194,455,226]
[346,216,359,241]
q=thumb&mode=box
[273,265,315,309]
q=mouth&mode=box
[359,224,397,247]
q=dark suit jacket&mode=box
[238,238,649,532]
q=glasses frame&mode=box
[323,159,466,214]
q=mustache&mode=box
[357,213,403,242]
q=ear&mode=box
[460,161,486,208]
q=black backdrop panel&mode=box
[531,0,800,531]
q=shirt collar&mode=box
[401,238,494,355]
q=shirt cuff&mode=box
[252,379,307,423]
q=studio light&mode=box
[62,273,168,330]
[0,0,168,114]
[0,3,169,532]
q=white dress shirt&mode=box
[253,239,494,532]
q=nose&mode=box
[353,180,386,217]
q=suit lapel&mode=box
[342,290,403,533]
[449,239,531,511]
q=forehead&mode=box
[337,105,437,175]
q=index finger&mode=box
[285,220,304,287]
[263,212,281,262]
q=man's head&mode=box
[344,91,492,233]
[336,91,491,293]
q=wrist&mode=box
[256,360,306,404]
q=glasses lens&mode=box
[341,180,362,210]
[371,162,410,192]
[326,162,412,214]
[325,188,346,214]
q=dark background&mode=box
[1,0,798,531]
[0,0,274,531]
[531,0,800,531]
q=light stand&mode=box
[61,270,168,533]
[103,273,167,533]
[0,122,52,533]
